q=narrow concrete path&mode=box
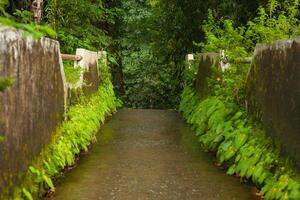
[48,109,259,200]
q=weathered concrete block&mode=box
[78,49,101,96]
[66,49,101,103]
[194,53,220,97]
[246,38,300,169]
[0,28,66,193]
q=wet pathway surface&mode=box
[48,109,259,200]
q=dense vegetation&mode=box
[3,0,297,109]
[44,0,120,53]
[115,0,179,108]
[180,86,300,199]
[2,0,300,108]
[179,0,300,199]
[0,55,121,200]
[113,0,300,108]
[1,0,300,199]
[180,61,300,199]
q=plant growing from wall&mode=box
[180,55,300,200]
[0,135,5,143]
[0,76,15,92]
[179,1,300,199]
[180,86,300,199]
[1,56,121,200]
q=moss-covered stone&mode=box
[246,38,300,170]
[194,53,221,98]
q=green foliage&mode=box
[0,16,56,38]
[199,0,300,60]
[28,166,54,190]
[0,2,56,39]
[21,188,33,200]
[143,0,265,100]
[117,0,179,109]
[63,61,81,84]
[180,86,300,199]
[183,60,199,87]
[197,10,249,59]
[122,46,178,109]
[246,1,300,44]
[13,9,33,23]
[180,4,300,193]
[115,0,265,109]
[0,135,5,143]
[0,76,15,92]
[1,1,117,45]
[8,57,121,200]
[45,0,119,53]
[180,1,300,193]
[0,0,7,14]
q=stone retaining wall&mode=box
[246,39,300,169]
[192,40,300,169]
[194,53,220,97]
[0,27,102,194]
[0,27,65,192]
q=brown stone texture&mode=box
[246,39,300,169]
[0,28,65,192]
[194,53,220,98]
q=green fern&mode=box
[180,85,300,199]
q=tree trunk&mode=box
[31,0,43,24]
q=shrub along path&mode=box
[47,109,259,200]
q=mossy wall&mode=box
[0,28,66,194]
[181,47,300,199]
[0,28,109,198]
[194,53,220,97]
[66,49,104,104]
[75,48,101,96]
[246,38,300,169]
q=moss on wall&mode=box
[0,28,66,196]
[63,61,81,84]
[0,77,15,92]
[180,45,300,199]
[180,86,300,199]
[193,53,220,98]
[246,39,300,169]
[0,56,121,200]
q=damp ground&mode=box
[47,109,259,200]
